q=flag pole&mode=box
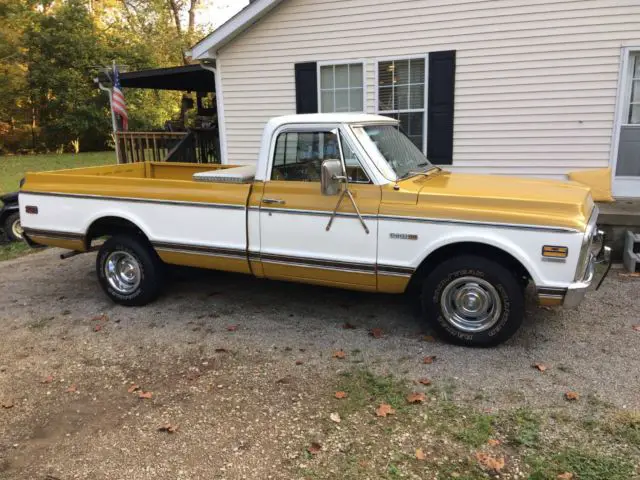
[109,60,122,163]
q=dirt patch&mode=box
[0,249,639,478]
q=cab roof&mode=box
[265,113,398,131]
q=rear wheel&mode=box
[4,212,23,242]
[96,234,164,306]
[421,255,524,347]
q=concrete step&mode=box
[623,230,640,273]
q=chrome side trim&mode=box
[251,206,579,233]
[378,214,580,234]
[20,191,246,210]
[153,241,246,259]
[251,205,377,220]
[22,227,85,241]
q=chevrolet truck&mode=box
[19,114,610,346]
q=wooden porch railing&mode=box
[115,131,186,163]
[115,129,220,164]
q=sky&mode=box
[202,0,250,29]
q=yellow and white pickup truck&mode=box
[19,114,610,346]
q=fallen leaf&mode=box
[632,325,640,332]
[557,473,574,480]
[42,375,53,384]
[418,377,432,386]
[1,399,14,408]
[91,314,109,322]
[415,448,426,461]
[375,403,396,417]
[565,391,579,401]
[369,328,384,339]
[532,363,548,372]
[475,452,505,472]
[158,423,179,433]
[334,391,348,399]
[422,335,435,342]
[423,355,436,364]
[138,391,153,399]
[332,350,346,359]
[619,271,640,278]
[94,324,102,332]
[66,384,77,393]
[330,412,341,423]
[295,360,303,365]
[307,442,322,455]
[342,322,356,329]
[407,392,426,404]
[226,325,238,332]
[127,384,140,393]
[487,439,501,446]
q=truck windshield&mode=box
[352,125,435,180]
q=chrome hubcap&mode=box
[440,276,502,333]
[12,220,23,239]
[105,251,141,295]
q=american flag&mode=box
[112,66,128,131]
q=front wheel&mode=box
[421,255,525,347]
[4,212,23,242]
[96,234,164,306]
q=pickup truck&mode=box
[19,114,610,347]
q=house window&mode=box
[376,58,426,152]
[628,53,640,124]
[319,63,364,113]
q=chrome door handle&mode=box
[262,198,286,205]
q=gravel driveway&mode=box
[0,249,638,479]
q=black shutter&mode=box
[294,62,318,114]
[427,51,456,165]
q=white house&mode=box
[189,0,640,198]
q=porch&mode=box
[96,64,220,164]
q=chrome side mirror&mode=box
[321,159,344,196]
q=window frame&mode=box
[317,60,367,114]
[268,124,372,184]
[624,52,640,125]
[374,54,429,155]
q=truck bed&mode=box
[19,162,254,272]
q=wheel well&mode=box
[85,216,149,250]
[407,242,532,293]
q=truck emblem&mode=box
[390,233,418,240]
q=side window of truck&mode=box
[271,131,370,183]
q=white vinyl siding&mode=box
[217,0,640,178]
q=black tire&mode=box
[96,234,164,306]
[421,255,525,347]
[4,212,23,242]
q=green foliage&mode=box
[455,413,495,447]
[0,0,207,154]
[527,449,635,480]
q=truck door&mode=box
[258,126,380,289]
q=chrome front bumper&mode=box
[537,229,612,308]
[563,242,612,308]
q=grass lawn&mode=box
[0,151,116,194]
[1,151,115,260]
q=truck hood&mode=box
[391,171,594,232]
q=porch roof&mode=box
[96,64,215,92]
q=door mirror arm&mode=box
[322,129,370,235]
